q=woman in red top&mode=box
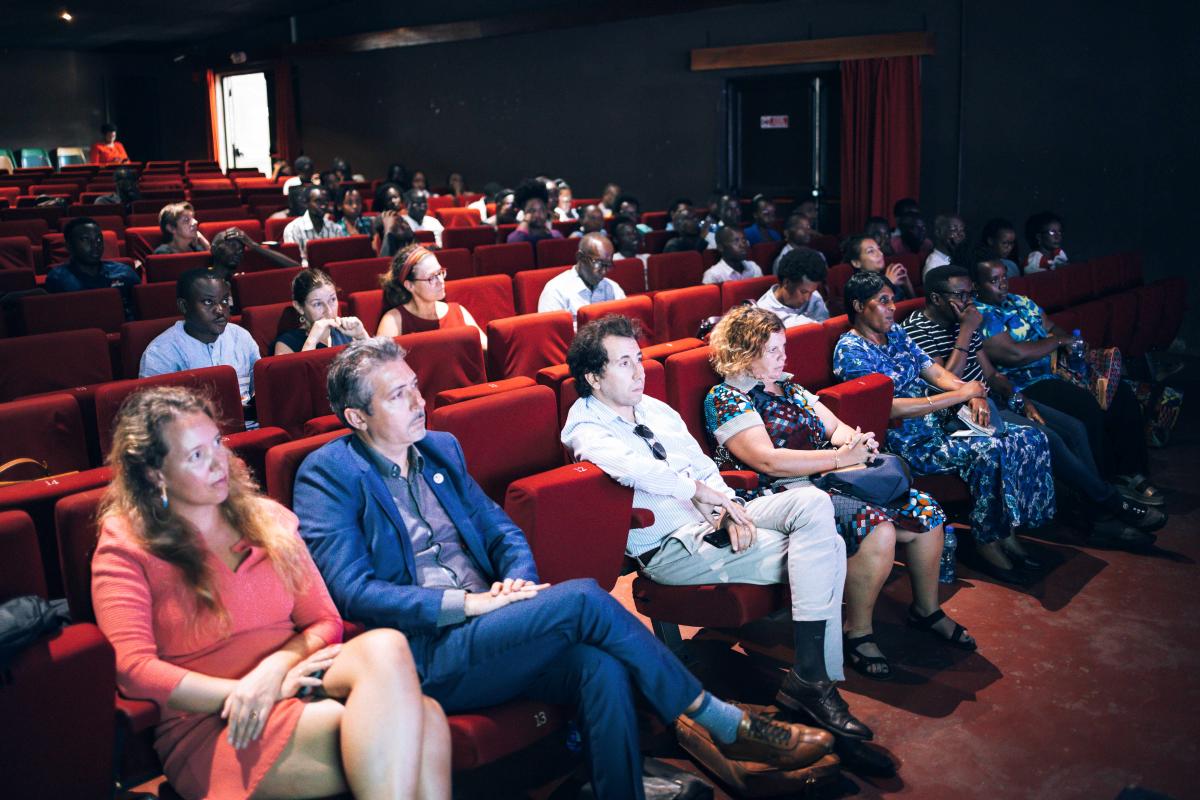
[91,386,450,799]
[376,244,485,347]
[91,123,130,165]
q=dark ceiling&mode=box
[0,1,645,51]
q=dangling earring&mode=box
[160,484,169,510]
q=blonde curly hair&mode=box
[708,304,784,378]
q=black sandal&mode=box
[907,606,977,651]
[844,632,893,681]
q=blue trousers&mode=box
[411,578,704,800]
[998,402,1113,503]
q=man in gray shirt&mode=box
[139,269,260,405]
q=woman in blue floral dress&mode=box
[704,305,973,680]
[832,272,1056,585]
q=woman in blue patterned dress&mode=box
[704,305,973,680]
[832,272,1056,585]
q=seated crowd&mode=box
[17,155,1178,798]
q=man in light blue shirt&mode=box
[139,269,260,405]
[537,233,625,324]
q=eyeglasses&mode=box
[580,253,613,271]
[633,424,667,460]
[411,269,447,283]
[936,290,973,303]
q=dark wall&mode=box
[0,49,209,164]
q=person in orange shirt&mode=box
[91,123,130,165]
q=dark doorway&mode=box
[726,70,840,223]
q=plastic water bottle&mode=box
[938,525,957,584]
[1067,329,1088,375]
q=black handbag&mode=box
[812,453,912,507]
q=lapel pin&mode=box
[433,473,445,484]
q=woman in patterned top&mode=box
[833,272,1057,586]
[704,305,971,680]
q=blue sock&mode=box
[685,692,743,745]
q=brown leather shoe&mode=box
[715,706,834,768]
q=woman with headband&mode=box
[376,244,485,347]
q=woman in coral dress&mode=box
[92,386,450,799]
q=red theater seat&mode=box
[241,302,302,356]
[399,326,488,410]
[641,337,706,363]
[785,321,834,390]
[254,346,346,438]
[444,274,516,330]
[436,247,473,281]
[433,376,536,409]
[0,235,35,270]
[263,430,351,507]
[232,267,300,309]
[119,317,180,379]
[132,281,181,320]
[435,207,482,228]
[894,296,926,324]
[652,284,720,343]
[513,265,568,314]
[537,359,667,429]
[535,236,580,268]
[428,385,562,503]
[1023,270,1066,312]
[43,230,121,267]
[824,263,853,316]
[325,257,390,296]
[0,328,114,402]
[646,251,703,291]
[486,311,574,380]
[815,373,894,443]
[663,345,720,455]
[265,217,296,243]
[822,315,852,357]
[608,257,647,295]
[643,230,673,254]
[474,242,534,277]
[348,289,386,334]
[145,251,211,283]
[720,275,776,311]
[749,240,784,271]
[0,509,115,800]
[443,226,496,252]
[305,235,373,270]
[20,288,124,336]
[576,295,655,343]
[0,267,36,294]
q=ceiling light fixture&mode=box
[60,10,73,22]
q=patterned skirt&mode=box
[828,488,945,557]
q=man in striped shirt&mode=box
[561,315,873,743]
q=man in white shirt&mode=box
[560,315,872,743]
[283,186,346,265]
[703,226,762,284]
[402,189,444,248]
[758,247,828,326]
[774,213,825,273]
[922,213,965,278]
[538,233,626,325]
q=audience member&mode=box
[1023,211,1068,273]
[91,386,450,800]
[833,271,1056,584]
[371,182,409,256]
[569,204,606,239]
[506,180,562,245]
[270,158,293,181]
[758,247,828,326]
[211,228,298,276]
[923,214,967,277]
[273,269,369,356]
[398,189,443,249]
[294,337,830,799]
[744,197,782,245]
[598,182,621,217]
[334,187,372,236]
[409,170,428,193]
[844,234,915,300]
[446,172,466,199]
[704,226,762,284]
[976,218,1021,278]
[890,213,929,256]
[662,215,707,253]
[704,195,743,249]
[613,194,652,234]
[562,315,871,741]
[331,156,363,183]
[774,213,822,273]
[139,269,260,406]
[907,266,1163,549]
[154,202,209,254]
[483,187,517,226]
[706,306,969,679]
[385,163,409,189]
[45,217,141,320]
[95,166,141,212]
[891,198,920,229]
[612,217,646,262]
[795,198,822,235]
[538,232,625,324]
[553,180,577,221]
[973,260,1162,505]
[863,216,893,257]
[664,197,693,231]
[284,186,346,265]
[282,156,315,195]
[376,244,484,346]
[91,123,130,165]
[318,169,342,203]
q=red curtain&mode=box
[839,56,922,235]
[274,60,299,164]
[204,69,220,162]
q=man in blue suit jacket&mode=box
[293,338,831,799]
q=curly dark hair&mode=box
[843,270,894,323]
[567,315,642,398]
[513,179,550,212]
